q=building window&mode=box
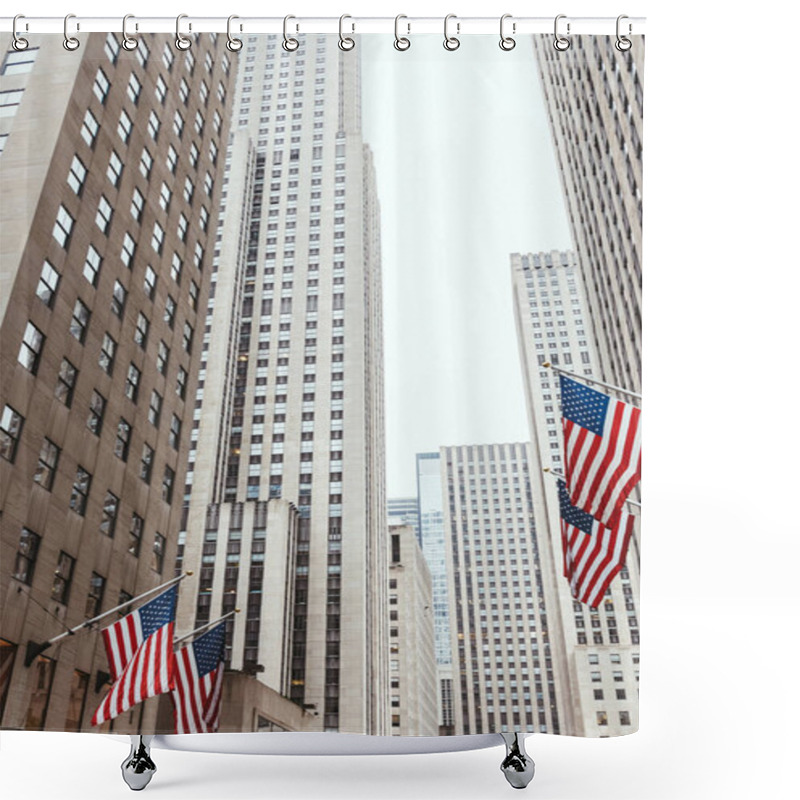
[87,391,105,435]
[36,260,60,307]
[107,151,124,186]
[167,144,178,173]
[121,233,136,268]
[67,155,87,195]
[161,466,175,503]
[1,47,39,75]
[96,196,113,234]
[151,222,164,254]
[134,312,149,349]
[169,415,181,449]
[100,491,119,537]
[0,88,24,118]
[176,366,187,399]
[164,295,176,327]
[127,72,142,104]
[125,363,141,402]
[129,513,143,557]
[99,333,116,374]
[53,205,74,248]
[152,533,166,573]
[83,245,102,285]
[160,182,172,211]
[24,655,55,730]
[619,710,631,726]
[33,438,60,491]
[157,341,170,375]
[130,187,144,221]
[81,109,99,146]
[111,281,127,317]
[70,299,90,343]
[148,390,162,427]
[114,418,131,461]
[55,358,78,406]
[18,321,45,374]
[85,572,105,618]
[140,443,154,483]
[118,108,133,143]
[144,265,157,299]
[51,551,76,604]
[69,467,91,515]
[616,689,627,700]
[182,321,193,353]
[594,689,604,700]
[177,213,188,241]
[14,527,41,584]
[596,711,608,726]
[0,405,24,462]
[170,252,182,284]
[147,110,160,141]
[140,147,153,178]
[93,68,110,103]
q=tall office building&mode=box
[416,452,456,734]
[532,36,644,394]
[0,33,233,731]
[511,251,640,736]
[175,35,388,735]
[388,525,437,736]
[387,496,420,540]
[441,443,566,736]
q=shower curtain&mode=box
[0,23,643,743]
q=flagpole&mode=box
[174,608,240,647]
[543,362,642,402]
[543,468,641,509]
[24,571,193,666]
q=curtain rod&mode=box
[1,16,646,37]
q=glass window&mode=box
[1,47,40,75]
[164,295,176,327]
[155,74,167,103]
[111,280,127,317]
[157,341,170,374]
[93,68,110,103]
[53,204,74,248]
[170,253,182,284]
[104,32,120,63]
[176,366,187,399]
[81,109,100,147]
[99,491,119,537]
[70,299,90,343]
[148,390,162,427]
[125,363,141,402]
[140,147,153,178]
[189,280,199,310]
[144,265,157,299]
[18,321,45,373]
[55,358,78,406]
[51,551,76,604]
[177,213,188,241]
[161,466,174,503]
[33,438,60,490]
[127,72,142,104]
[182,321,193,353]
[169,415,181,449]
[36,260,60,307]
[85,572,105,618]
[134,312,149,349]
[0,405,24,463]
[106,151,124,186]
[151,221,164,254]
[83,245,102,285]
[87,390,105,435]
[620,710,631,725]
[130,188,144,222]
[129,513,144,556]
[140,443,154,483]
[147,110,160,141]
[99,333,116,375]
[96,195,113,234]
[114,418,131,460]
[67,155,87,195]
[69,466,91,515]
[596,711,608,726]
[14,527,40,584]
[118,108,133,143]
[152,532,166,572]
[173,110,184,138]
[121,233,136,267]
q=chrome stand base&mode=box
[121,735,156,791]
[499,733,535,790]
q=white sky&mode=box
[360,35,572,497]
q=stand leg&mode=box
[121,735,157,791]
[499,732,535,790]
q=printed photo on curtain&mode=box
[0,25,643,749]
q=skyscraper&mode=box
[175,35,388,734]
[532,36,644,394]
[0,32,233,731]
[388,525,437,736]
[387,496,420,540]
[441,443,565,736]
[511,250,640,736]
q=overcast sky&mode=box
[360,36,572,497]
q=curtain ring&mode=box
[63,13,80,51]
[175,14,192,50]
[12,15,29,51]
[394,14,410,51]
[499,13,516,51]
[553,14,570,51]
[615,15,632,51]
[339,14,355,51]
[443,13,460,51]
[282,15,299,52]
[122,14,138,51]
[227,15,243,52]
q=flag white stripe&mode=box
[591,403,640,520]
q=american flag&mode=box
[172,622,227,734]
[91,585,177,726]
[557,480,635,608]
[560,375,641,527]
